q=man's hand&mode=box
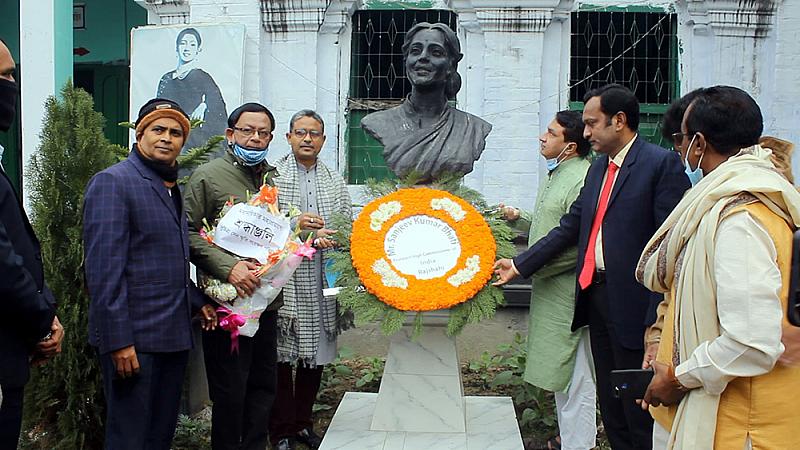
[199,304,218,331]
[228,260,261,298]
[779,325,800,366]
[498,203,520,221]
[492,259,518,286]
[642,342,659,369]
[314,228,338,249]
[639,361,687,410]
[34,315,64,360]
[299,212,324,231]
[111,345,140,379]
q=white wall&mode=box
[136,0,799,211]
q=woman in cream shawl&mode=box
[636,86,800,449]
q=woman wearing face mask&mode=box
[157,27,228,156]
[637,86,800,450]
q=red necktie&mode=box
[578,161,619,289]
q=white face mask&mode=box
[544,144,571,171]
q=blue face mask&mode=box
[683,134,705,186]
[231,142,268,166]
[544,145,571,172]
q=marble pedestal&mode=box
[320,322,523,449]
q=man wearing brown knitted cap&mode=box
[83,98,217,450]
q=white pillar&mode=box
[19,1,55,210]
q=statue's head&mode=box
[402,22,463,100]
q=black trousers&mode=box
[586,281,653,450]
[269,362,324,445]
[99,350,189,450]
[0,385,24,449]
[204,310,277,450]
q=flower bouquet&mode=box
[198,184,315,350]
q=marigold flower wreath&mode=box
[328,176,516,337]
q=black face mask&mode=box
[0,78,18,132]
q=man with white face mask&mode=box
[500,110,596,450]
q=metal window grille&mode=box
[350,9,457,101]
[569,10,679,148]
[569,11,678,105]
[347,9,457,184]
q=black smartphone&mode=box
[789,229,800,326]
[610,368,654,400]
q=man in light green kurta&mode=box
[503,111,596,450]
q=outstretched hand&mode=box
[492,259,518,286]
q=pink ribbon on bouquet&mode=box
[216,306,257,353]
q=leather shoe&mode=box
[296,428,323,449]
[275,438,295,450]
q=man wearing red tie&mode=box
[495,84,690,450]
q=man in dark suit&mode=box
[495,84,690,450]
[83,98,217,450]
[0,38,64,448]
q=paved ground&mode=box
[338,306,530,362]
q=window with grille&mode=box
[346,9,457,184]
[569,9,678,148]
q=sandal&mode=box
[546,435,562,450]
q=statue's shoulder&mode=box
[360,105,408,144]
[361,106,404,128]
[451,108,493,136]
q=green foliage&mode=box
[175,135,225,185]
[172,414,212,450]
[335,174,514,337]
[467,333,559,437]
[354,356,385,388]
[446,283,505,336]
[21,83,122,449]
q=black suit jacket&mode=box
[514,136,690,349]
[0,167,56,388]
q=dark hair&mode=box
[555,110,591,157]
[176,28,202,48]
[402,22,463,100]
[661,89,702,140]
[227,102,276,132]
[685,85,763,156]
[289,109,324,132]
[583,84,640,131]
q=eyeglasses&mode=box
[292,128,323,139]
[234,127,272,138]
[671,132,686,152]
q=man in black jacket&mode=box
[0,38,64,448]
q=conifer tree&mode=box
[21,83,122,449]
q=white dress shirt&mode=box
[594,134,637,270]
[675,210,785,395]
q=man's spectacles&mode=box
[234,127,272,138]
[292,129,323,139]
[671,132,686,152]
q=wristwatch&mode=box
[40,331,53,342]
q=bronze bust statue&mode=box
[360,23,492,183]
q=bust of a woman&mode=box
[360,23,492,183]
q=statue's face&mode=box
[405,29,451,88]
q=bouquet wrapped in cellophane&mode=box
[198,184,314,350]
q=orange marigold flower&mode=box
[350,188,496,311]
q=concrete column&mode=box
[261,0,328,162]
[19,0,72,208]
[469,5,557,208]
[190,0,263,103]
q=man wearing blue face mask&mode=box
[184,102,282,450]
[500,110,595,450]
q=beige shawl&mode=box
[636,145,800,449]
